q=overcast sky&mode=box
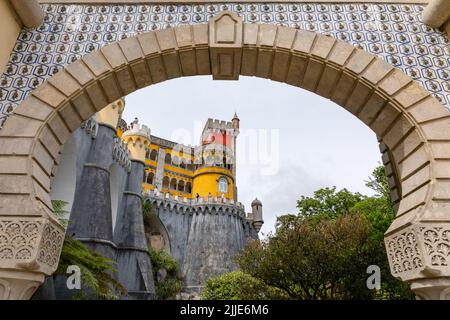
[122,75,382,236]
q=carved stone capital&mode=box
[385,222,450,282]
[0,216,65,299]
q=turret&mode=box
[251,198,264,233]
[96,98,125,130]
[122,121,151,163]
[115,118,156,299]
[232,112,240,135]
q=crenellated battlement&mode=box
[144,189,252,219]
[123,122,151,141]
[202,118,234,135]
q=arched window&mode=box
[178,180,185,192]
[180,160,186,169]
[147,172,154,185]
[172,155,180,166]
[170,178,177,190]
[162,176,170,189]
[218,177,228,193]
[185,182,192,194]
[145,149,150,159]
[150,149,158,161]
[143,170,147,182]
[164,153,171,164]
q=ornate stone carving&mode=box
[422,226,450,267]
[386,226,423,278]
[112,136,132,172]
[0,220,42,262]
[37,222,64,269]
[0,217,64,276]
[386,223,450,282]
[1,2,448,128]
[80,117,99,139]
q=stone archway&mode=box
[0,11,449,299]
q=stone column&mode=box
[114,124,155,300]
[412,279,450,300]
[154,148,166,190]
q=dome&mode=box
[251,198,262,206]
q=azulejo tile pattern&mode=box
[0,2,449,128]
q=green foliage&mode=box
[149,249,183,300]
[52,200,126,300]
[364,165,392,201]
[295,187,365,220]
[202,271,288,300]
[237,214,373,299]
[142,199,155,228]
[236,166,414,300]
[51,200,69,228]
[56,236,126,300]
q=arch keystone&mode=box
[209,12,243,80]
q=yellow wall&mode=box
[142,145,234,200]
[0,1,21,76]
[192,167,234,200]
[164,164,192,176]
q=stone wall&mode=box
[147,194,259,292]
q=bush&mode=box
[149,249,183,299]
[202,271,288,300]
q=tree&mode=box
[364,165,392,201]
[234,166,414,300]
[202,271,288,300]
[351,165,413,299]
[296,187,364,219]
[237,213,374,299]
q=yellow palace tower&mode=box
[115,104,262,293]
[135,115,240,203]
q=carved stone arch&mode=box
[0,11,449,299]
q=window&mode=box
[150,149,158,161]
[218,177,228,193]
[164,153,171,164]
[147,172,154,184]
